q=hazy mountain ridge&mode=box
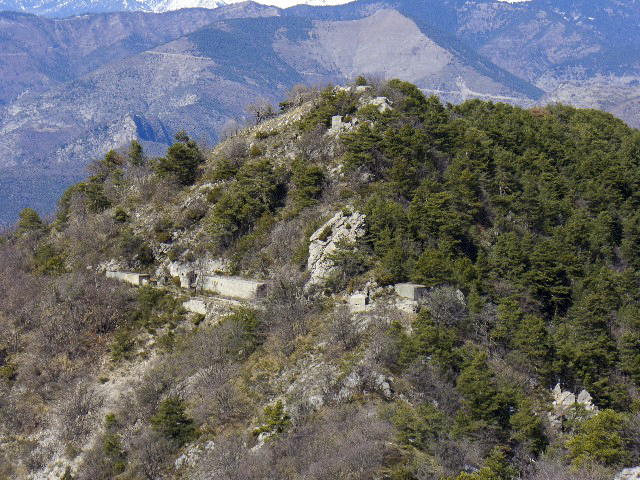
[0,4,279,106]
[0,0,354,16]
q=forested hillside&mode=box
[1,79,640,479]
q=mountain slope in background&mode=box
[0,5,548,225]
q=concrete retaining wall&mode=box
[201,275,267,300]
[106,271,150,286]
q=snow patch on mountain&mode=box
[0,0,356,16]
[234,0,355,7]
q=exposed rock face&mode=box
[306,209,366,286]
[182,298,208,315]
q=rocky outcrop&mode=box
[306,208,366,286]
[165,257,228,289]
[548,383,597,428]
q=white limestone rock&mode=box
[182,298,208,315]
[548,383,597,428]
[616,467,640,480]
[307,209,366,286]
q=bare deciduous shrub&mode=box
[297,124,331,162]
[283,84,318,109]
[219,118,241,141]
[131,428,175,480]
[195,405,395,479]
[245,98,275,125]
[329,306,361,352]
[60,385,104,442]
[76,444,113,480]
[433,438,484,478]
[150,176,181,206]
[522,456,613,480]
[405,362,460,418]
[426,287,468,329]
[263,275,315,356]
[133,364,177,420]
[224,136,248,163]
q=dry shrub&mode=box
[194,404,395,480]
[59,384,104,442]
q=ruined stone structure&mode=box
[329,115,355,134]
[106,271,150,286]
[200,275,267,300]
[166,257,228,289]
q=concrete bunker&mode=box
[394,283,427,301]
[348,293,370,313]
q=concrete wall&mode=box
[106,271,150,286]
[394,283,427,301]
[201,275,267,300]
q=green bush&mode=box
[150,396,196,446]
[291,159,325,210]
[113,207,128,223]
[255,129,279,139]
[111,330,136,363]
[250,144,262,157]
[253,400,290,439]
[155,131,204,186]
[567,409,631,468]
[33,243,67,275]
[0,362,17,383]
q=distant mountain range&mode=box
[0,0,639,225]
[0,0,354,17]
